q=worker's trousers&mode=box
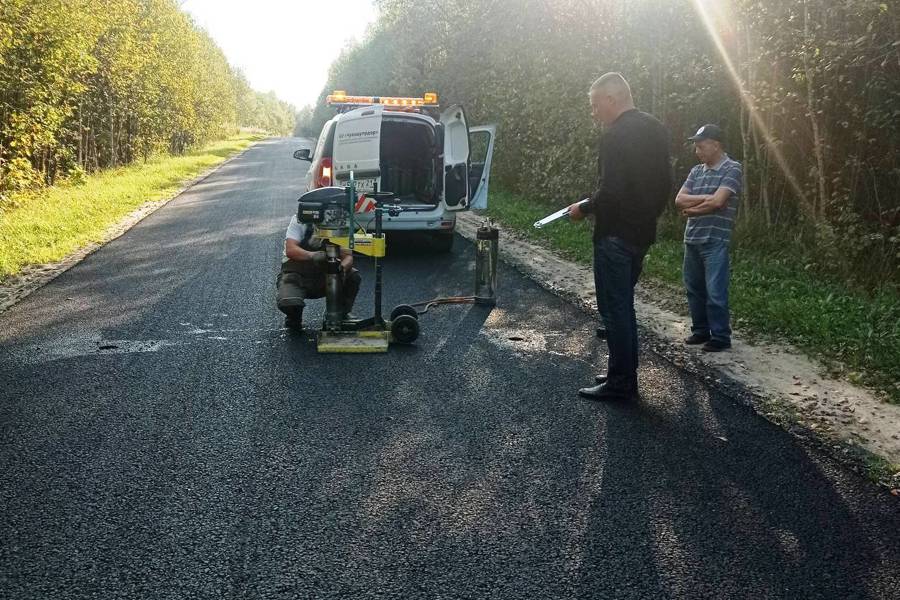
[276,260,361,321]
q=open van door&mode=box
[468,124,497,210]
[332,104,383,188]
[440,105,470,211]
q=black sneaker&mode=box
[684,333,710,345]
[702,339,731,352]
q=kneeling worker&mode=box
[275,212,361,328]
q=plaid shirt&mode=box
[682,155,742,244]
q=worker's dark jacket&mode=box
[582,109,672,249]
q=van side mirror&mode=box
[293,149,312,161]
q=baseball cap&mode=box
[688,124,724,142]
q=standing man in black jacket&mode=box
[569,72,672,401]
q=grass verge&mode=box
[485,189,900,404]
[0,133,264,280]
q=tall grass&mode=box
[0,134,262,279]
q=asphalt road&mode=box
[1,138,898,599]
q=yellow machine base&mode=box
[317,330,390,353]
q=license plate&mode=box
[343,178,376,193]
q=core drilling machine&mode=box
[295,176,420,353]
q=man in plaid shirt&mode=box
[675,124,743,352]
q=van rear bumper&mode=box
[355,211,456,232]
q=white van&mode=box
[294,92,496,252]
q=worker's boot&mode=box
[276,271,307,330]
[283,306,303,330]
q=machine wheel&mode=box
[390,315,419,344]
[431,231,454,253]
[390,304,418,321]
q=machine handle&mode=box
[363,191,396,201]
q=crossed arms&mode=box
[675,185,733,216]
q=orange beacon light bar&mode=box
[326,91,439,108]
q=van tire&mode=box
[432,232,454,253]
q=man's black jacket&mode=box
[582,109,672,249]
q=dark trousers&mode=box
[593,236,647,391]
[276,261,361,320]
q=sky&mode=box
[181,0,378,110]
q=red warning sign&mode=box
[354,194,376,213]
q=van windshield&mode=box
[380,119,437,205]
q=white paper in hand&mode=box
[533,199,590,229]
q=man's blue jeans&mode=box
[683,241,731,344]
[593,236,647,392]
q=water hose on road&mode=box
[408,296,477,315]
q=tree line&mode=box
[299,0,899,287]
[0,0,296,204]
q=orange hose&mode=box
[408,296,477,314]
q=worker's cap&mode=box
[688,124,724,142]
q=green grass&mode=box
[0,133,264,280]
[485,189,900,404]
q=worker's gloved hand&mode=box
[309,250,327,264]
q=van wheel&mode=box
[431,232,454,253]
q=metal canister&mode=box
[324,243,344,329]
[474,222,499,306]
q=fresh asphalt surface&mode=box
[1,138,898,599]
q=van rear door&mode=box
[440,105,470,211]
[467,124,497,210]
[332,105,383,194]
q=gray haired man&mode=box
[569,73,672,400]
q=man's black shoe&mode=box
[702,339,731,352]
[578,383,635,401]
[284,308,303,331]
[684,333,710,345]
[594,374,638,396]
[596,327,607,339]
[594,374,640,389]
